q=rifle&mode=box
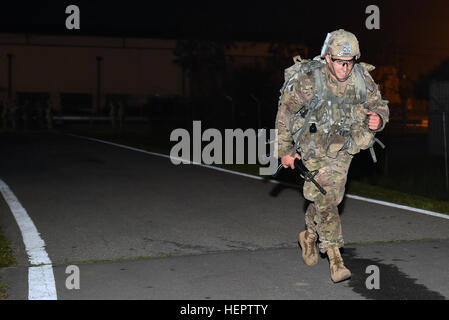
[273,158,327,195]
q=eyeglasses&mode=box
[330,57,355,67]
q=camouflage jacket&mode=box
[275,62,389,160]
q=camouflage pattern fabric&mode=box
[303,153,352,253]
[275,58,389,254]
[276,63,389,159]
[321,29,361,59]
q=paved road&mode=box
[1,132,448,300]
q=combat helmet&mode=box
[320,29,360,60]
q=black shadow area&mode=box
[342,248,445,300]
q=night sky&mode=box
[1,0,448,78]
[0,1,446,41]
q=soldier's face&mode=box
[326,55,355,82]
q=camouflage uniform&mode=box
[275,33,389,254]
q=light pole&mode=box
[96,56,103,114]
[443,111,448,191]
[7,54,13,99]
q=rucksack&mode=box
[278,55,385,162]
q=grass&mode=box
[0,231,15,268]
[346,180,449,214]
[0,283,7,300]
[0,227,16,300]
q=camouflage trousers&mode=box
[302,153,353,253]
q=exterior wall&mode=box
[0,34,183,106]
[0,34,307,113]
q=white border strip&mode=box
[68,134,449,220]
[0,179,57,300]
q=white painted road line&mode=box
[346,194,449,220]
[28,265,58,300]
[68,134,449,221]
[66,133,291,184]
[0,179,57,300]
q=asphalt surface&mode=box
[0,131,449,300]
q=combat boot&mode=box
[298,230,319,266]
[327,245,351,283]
